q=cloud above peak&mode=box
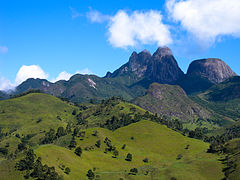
[108,10,172,48]
[15,65,49,85]
[167,0,240,43]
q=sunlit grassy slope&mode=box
[0,93,224,180]
[36,120,224,180]
[0,93,77,135]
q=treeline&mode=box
[10,89,42,99]
[15,149,63,180]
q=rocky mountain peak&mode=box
[187,58,237,83]
[153,46,173,58]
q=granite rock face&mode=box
[146,47,184,84]
[187,58,237,83]
[107,49,152,79]
[106,47,184,84]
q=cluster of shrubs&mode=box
[15,149,63,180]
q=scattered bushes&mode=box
[75,147,82,157]
[125,153,132,161]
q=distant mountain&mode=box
[191,76,240,122]
[133,83,210,122]
[0,90,8,100]
[106,47,184,85]
[11,47,238,104]
[187,58,237,83]
[206,76,240,101]
[178,58,237,94]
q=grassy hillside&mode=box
[133,83,211,124]
[0,93,77,135]
[35,120,224,180]
[80,97,146,128]
[221,138,240,179]
[0,93,225,179]
[190,76,240,123]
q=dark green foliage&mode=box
[0,147,8,155]
[64,167,71,175]
[56,127,66,138]
[75,147,82,157]
[73,127,80,137]
[129,168,138,175]
[86,169,95,180]
[125,153,132,161]
[69,137,77,149]
[76,112,88,125]
[16,149,35,171]
[104,137,115,152]
[72,109,77,115]
[36,118,42,123]
[18,143,27,152]
[113,150,119,158]
[121,144,126,150]
[10,89,43,99]
[95,140,101,148]
[103,113,141,131]
[92,130,98,136]
[16,149,62,180]
[143,158,148,163]
[41,129,56,144]
[176,154,183,160]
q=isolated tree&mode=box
[73,127,80,136]
[56,127,66,138]
[129,168,138,175]
[113,150,119,158]
[143,158,149,163]
[72,109,77,115]
[95,140,101,148]
[125,153,132,161]
[69,137,77,149]
[86,169,95,180]
[64,167,71,174]
[92,130,98,137]
[121,144,126,150]
[75,147,82,157]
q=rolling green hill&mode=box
[35,121,225,179]
[0,93,77,135]
[0,93,225,180]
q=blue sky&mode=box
[0,0,240,90]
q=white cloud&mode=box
[0,66,93,91]
[51,68,93,82]
[0,46,8,54]
[0,76,14,91]
[166,0,240,44]
[108,10,172,48]
[76,68,92,75]
[69,6,81,19]
[15,65,49,85]
[86,8,110,23]
[51,71,72,82]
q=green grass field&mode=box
[35,121,224,180]
[0,93,77,135]
[0,93,225,179]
